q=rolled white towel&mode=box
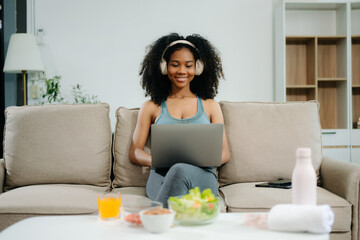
[267,204,334,234]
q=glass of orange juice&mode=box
[97,192,121,221]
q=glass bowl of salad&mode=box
[168,187,220,225]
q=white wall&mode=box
[27,0,274,129]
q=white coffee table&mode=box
[0,213,329,240]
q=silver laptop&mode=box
[151,123,223,168]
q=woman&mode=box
[129,33,230,207]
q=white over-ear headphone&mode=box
[160,40,204,76]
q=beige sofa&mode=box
[0,101,359,240]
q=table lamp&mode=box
[3,33,45,105]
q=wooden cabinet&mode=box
[352,2,360,129]
[351,2,360,163]
[353,36,360,128]
[275,1,360,163]
[285,37,316,101]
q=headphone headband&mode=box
[168,40,196,49]
[161,40,198,59]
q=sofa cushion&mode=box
[220,183,351,233]
[112,187,147,196]
[3,104,112,190]
[218,101,322,186]
[112,107,151,188]
[0,159,4,194]
[0,184,108,214]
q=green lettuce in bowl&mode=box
[168,187,220,225]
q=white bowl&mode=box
[139,209,175,233]
[121,195,162,225]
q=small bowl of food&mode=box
[139,208,175,233]
[168,187,220,225]
[121,194,163,226]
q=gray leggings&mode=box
[146,163,218,207]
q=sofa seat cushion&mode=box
[3,104,112,190]
[220,183,351,233]
[0,184,108,214]
[112,187,147,196]
[112,107,151,188]
[218,101,322,186]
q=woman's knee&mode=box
[167,163,197,179]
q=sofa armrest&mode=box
[0,159,4,194]
[320,156,360,240]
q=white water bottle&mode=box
[292,147,317,205]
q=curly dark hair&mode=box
[140,33,224,105]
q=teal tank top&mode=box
[155,96,210,124]
[154,96,216,174]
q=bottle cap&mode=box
[296,147,311,158]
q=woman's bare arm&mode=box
[207,100,230,164]
[129,101,157,167]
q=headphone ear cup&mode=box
[195,60,204,76]
[160,59,168,75]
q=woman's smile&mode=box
[175,76,189,82]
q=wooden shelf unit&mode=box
[353,37,360,85]
[318,80,347,129]
[352,36,360,128]
[317,37,347,79]
[352,88,360,128]
[285,36,347,129]
[286,37,316,86]
[286,87,316,101]
[276,1,360,163]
